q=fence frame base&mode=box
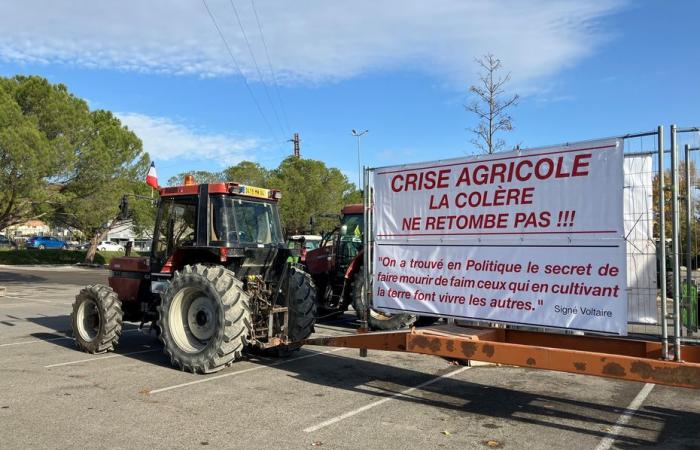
[305,324,700,389]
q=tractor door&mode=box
[151,195,198,273]
[336,213,364,274]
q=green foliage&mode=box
[167,170,223,186]
[50,110,150,262]
[0,249,146,266]
[223,161,269,186]
[0,76,89,228]
[343,190,364,205]
[653,162,700,258]
[0,75,151,262]
[166,162,269,187]
[267,157,356,233]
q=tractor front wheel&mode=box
[71,285,123,353]
[352,271,416,331]
[158,264,251,373]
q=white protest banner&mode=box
[372,138,628,335]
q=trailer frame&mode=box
[306,324,700,389]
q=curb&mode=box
[75,263,109,269]
[0,264,108,270]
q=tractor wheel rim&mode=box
[360,280,394,321]
[369,308,394,321]
[169,287,218,353]
[187,296,217,341]
[77,298,100,341]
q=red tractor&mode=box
[70,178,316,373]
[304,204,427,330]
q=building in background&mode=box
[106,221,152,252]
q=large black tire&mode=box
[71,285,123,353]
[158,264,251,373]
[286,265,317,343]
[352,271,416,331]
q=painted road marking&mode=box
[149,347,346,394]
[45,347,159,368]
[303,365,471,433]
[0,335,73,347]
[0,328,140,348]
[0,295,66,305]
[593,383,655,450]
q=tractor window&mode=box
[153,196,198,263]
[210,195,283,246]
[338,214,364,267]
[234,199,282,245]
[341,214,364,237]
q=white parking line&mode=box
[0,336,72,347]
[0,328,140,348]
[0,297,67,306]
[45,348,159,368]
[149,347,346,394]
[593,383,655,450]
[303,365,471,433]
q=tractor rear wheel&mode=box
[352,271,416,331]
[286,265,317,343]
[71,285,123,353]
[158,264,251,373]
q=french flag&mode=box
[146,162,159,189]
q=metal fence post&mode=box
[670,124,682,361]
[685,144,693,337]
[360,165,370,357]
[658,126,669,359]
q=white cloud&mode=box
[0,0,623,89]
[116,112,260,166]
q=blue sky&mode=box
[1,1,698,187]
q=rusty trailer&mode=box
[305,324,700,389]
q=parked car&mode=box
[286,234,322,263]
[26,236,67,250]
[0,234,16,249]
[64,240,80,249]
[97,241,125,252]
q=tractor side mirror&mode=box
[118,195,130,220]
[309,216,316,227]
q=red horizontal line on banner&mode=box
[376,230,618,237]
[376,143,616,175]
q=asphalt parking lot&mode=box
[0,265,698,449]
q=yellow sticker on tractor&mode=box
[242,185,270,198]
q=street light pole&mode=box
[352,129,368,188]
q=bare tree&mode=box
[466,54,519,154]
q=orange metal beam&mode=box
[305,326,700,389]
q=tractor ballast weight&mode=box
[71,180,316,373]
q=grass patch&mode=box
[0,249,146,265]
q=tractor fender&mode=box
[344,250,364,280]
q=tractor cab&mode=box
[151,180,285,277]
[306,204,364,278]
